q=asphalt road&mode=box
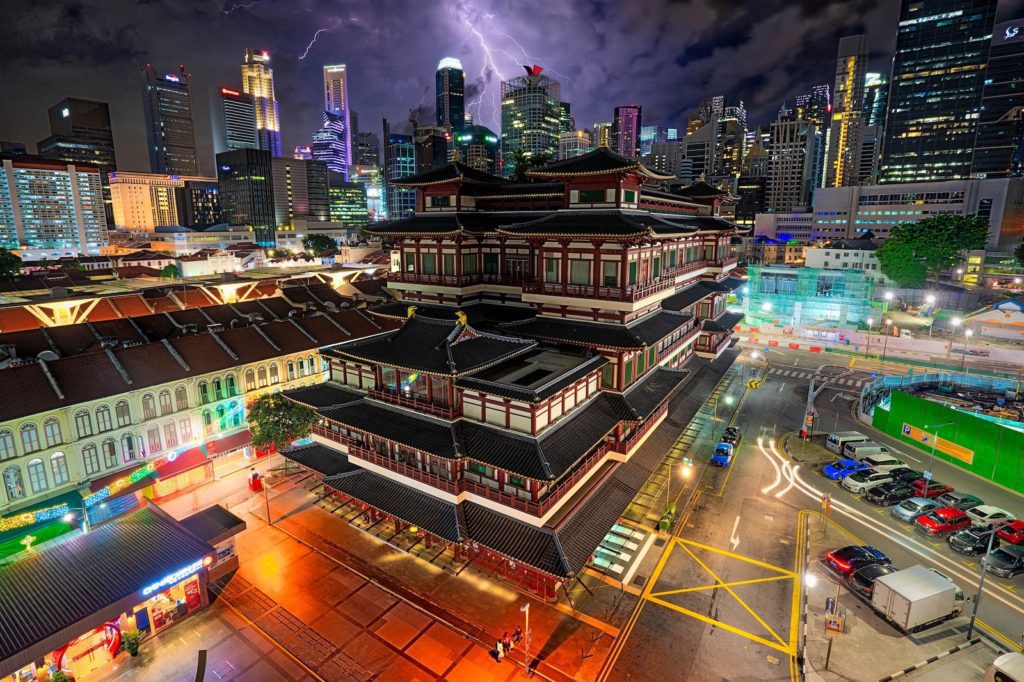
[606,346,1024,681]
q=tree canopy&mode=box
[508,150,553,183]
[0,249,22,278]
[160,264,178,278]
[1015,242,1024,268]
[302,234,337,254]
[248,393,317,452]
[875,214,989,287]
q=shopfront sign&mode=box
[141,558,204,596]
[901,423,974,464]
[0,502,71,533]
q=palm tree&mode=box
[508,150,553,183]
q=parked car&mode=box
[842,468,893,494]
[859,454,906,473]
[722,426,742,445]
[711,442,734,468]
[915,507,972,537]
[824,545,892,578]
[934,491,984,510]
[822,459,870,481]
[864,482,916,506]
[848,563,898,599]
[892,497,941,523]
[948,526,1001,556]
[997,520,1024,547]
[985,547,1024,579]
[911,479,954,499]
[966,505,1015,529]
[888,467,924,483]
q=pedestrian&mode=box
[513,626,523,645]
[497,639,505,660]
[503,631,513,652]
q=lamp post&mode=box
[520,603,531,675]
[948,317,962,358]
[881,319,893,367]
[62,508,91,535]
[925,294,936,338]
[883,291,894,316]
[923,421,954,481]
[966,519,1014,641]
[959,329,974,374]
[865,317,873,357]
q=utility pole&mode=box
[967,521,1010,641]
[923,421,954,480]
[520,603,531,676]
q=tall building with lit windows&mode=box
[862,72,888,130]
[241,49,282,156]
[211,87,258,154]
[593,122,612,148]
[141,65,200,176]
[825,35,869,187]
[499,66,560,177]
[311,112,348,176]
[971,19,1024,178]
[435,57,465,131]
[215,148,276,246]
[612,105,642,158]
[322,64,352,178]
[880,0,998,183]
[0,155,106,254]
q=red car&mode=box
[998,520,1024,546]
[915,507,971,537]
[911,479,953,499]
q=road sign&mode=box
[923,470,933,481]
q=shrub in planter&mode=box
[122,630,142,657]
[51,672,70,682]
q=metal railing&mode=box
[367,387,457,419]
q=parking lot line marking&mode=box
[679,543,790,649]
[649,574,791,598]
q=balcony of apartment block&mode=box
[366,384,458,420]
[522,261,708,304]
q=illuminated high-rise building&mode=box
[294,145,312,160]
[612,105,642,158]
[216,148,275,246]
[141,64,200,175]
[557,130,590,160]
[328,172,369,226]
[382,119,416,219]
[825,35,869,187]
[435,57,465,131]
[211,87,258,154]
[559,102,573,133]
[271,157,329,229]
[971,19,1024,178]
[499,66,560,176]
[322,64,352,178]
[311,112,348,175]
[862,72,888,130]
[880,0,998,183]
[593,122,612,149]
[241,49,282,156]
[454,125,499,174]
[356,132,380,167]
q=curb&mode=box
[877,638,981,681]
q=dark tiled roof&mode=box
[321,402,459,458]
[369,301,536,327]
[179,505,246,544]
[283,382,362,409]
[365,211,546,237]
[496,210,695,238]
[395,161,506,187]
[461,502,569,576]
[702,311,744,333]
[456,353,606,402]
[324,469,465,542]
[672,180,730,199]
[623,368,689,419]
[661,283,713,311]
[328,315,536,376]
[529,147,672,180]
[502,311,690,350]
[281,443,361,477]
[458,422,547,478]
[0,507,213,670]
[556,477,637,574]
[538,395,625,477]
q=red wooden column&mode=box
[620,244,629,293]
[560,239,570,295]
[591,240,604,289]
[499,237,507,280]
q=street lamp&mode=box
[62,508,91,535]
[881,319,893,366]
[883,291,894,316]
[922,421,954,481]
[959,329,974,374]
[865,317,873,357]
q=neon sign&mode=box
[164,74,180,83]
[83,462,157,507]
[141,558,204,596]
[0,502,71,533]
[221,88,240,96]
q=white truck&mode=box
[870,565,965,633]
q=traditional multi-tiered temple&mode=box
[283,149,746,597]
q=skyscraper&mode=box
[0,155,106,254]
[454,125,499,174]
[356,132,381,167]
[311,112,348,175]
[323,64,353,178]
[271,157,330,229]
[382,119,416,219]
[36,98,117,174]
[109,171,219,230]
[414,125,450,173]
[500,66,560,176]
[216,148,276,246]
[971,19,1024,178]
[880,0,998,183]
[242,49,282,156]
[612,105,642,158]
[825,35,869,187]
[862,72,889,130]
[767,118,821,212]
[211,87,258,154]
[558,131,590,160]
[593,122,612,149]
[559,102,573,133]
[141,64,200,175]
[435,57,465,131]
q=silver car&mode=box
[892,497,941,523]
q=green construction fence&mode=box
[873,390,1024,492]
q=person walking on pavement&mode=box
[513,626,523,645]
[496,639,505,661]
[503,631,513,653]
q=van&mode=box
[861,453,904,472]
[826,431,869,454]
[985,652,1024,682]
[843,440,892,460]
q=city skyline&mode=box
[5,0,1024,176]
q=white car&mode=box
[841,468,893,494]
[859,454,905,473]
[965,505,1015,528]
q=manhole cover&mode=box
[654,538,666,547]
[633,575,646,586]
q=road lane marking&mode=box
[730,515,741,551]
[650,574,791,598]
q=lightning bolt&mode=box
[496,31,571,85]
[463,19,507,127]
[299,28,329,60]
[213,0,258,14]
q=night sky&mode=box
[2,0,1023,176]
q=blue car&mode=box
[822,458,869,481]
[711,442,734,467]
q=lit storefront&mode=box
[0,504,244,681]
